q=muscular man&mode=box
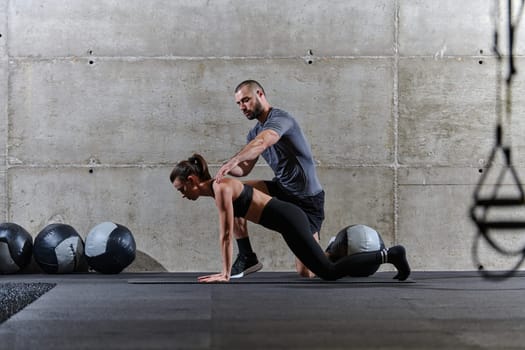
[215,80,325,278]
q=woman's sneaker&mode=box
[230,253,263,278]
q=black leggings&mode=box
[259,198,385,280]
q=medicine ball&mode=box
[346,224,385,255]
[34,223,85,274]
[327,224,386,277]
[0,223,33,274]
[85,222,136,274]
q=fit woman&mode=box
[170,154,410,283]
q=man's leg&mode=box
[230,180,268,278]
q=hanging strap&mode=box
[469,0,525,278]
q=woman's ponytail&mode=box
[170,153,211,183]
[189,154,211,180]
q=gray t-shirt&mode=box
[247,108,323,197]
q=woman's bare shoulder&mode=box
[212,177,243,198]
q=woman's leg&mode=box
[259,199,395,280]
[259,199,411,280]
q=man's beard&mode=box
[247,100,264,120]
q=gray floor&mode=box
[0,271,524,349]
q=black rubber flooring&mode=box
[0,271,524,349]
[0,282,55,324]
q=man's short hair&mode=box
[234,80,265,95]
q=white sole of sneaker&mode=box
[230,262,263,279]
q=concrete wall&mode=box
[2,0,524,273]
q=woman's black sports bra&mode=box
[210,180,253,218]
[233,184,253,218]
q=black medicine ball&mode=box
[0,223,33,274]
[33,223,85,274]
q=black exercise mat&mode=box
[127,272,415,284]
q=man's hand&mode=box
[215,157,240,183]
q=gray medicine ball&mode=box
[85,222,136,274]
[346,224,385,255]
[327,224,386,277]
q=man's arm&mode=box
[225,158,258,177]
[215,129,280,183]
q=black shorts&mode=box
[264,181,325,236]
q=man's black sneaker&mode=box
[230,253,263,278]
